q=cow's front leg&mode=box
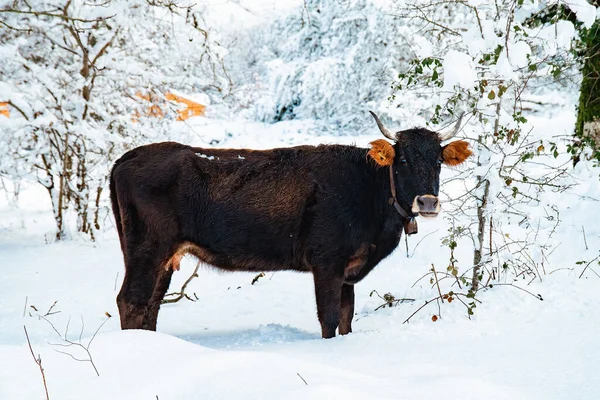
[339,283,355,335]
[313,270,343,339]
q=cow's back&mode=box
[112,142,322,272]
[111,141,390,275]
[184,145,318,271]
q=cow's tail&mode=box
[109,149,139,255]
[110,150,137,253]
[109,163,124,249]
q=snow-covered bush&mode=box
[230,0,413,132]
[392,0,597,290]
[0,0,228,239]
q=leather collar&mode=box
[388,165,418,235]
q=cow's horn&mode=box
[369,111,396,141]
[440,112,465,141]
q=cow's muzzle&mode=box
[411,195,440,218]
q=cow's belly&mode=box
[167,238,307,274]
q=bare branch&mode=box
[162,260,201,304]
[0,7,114,24]
[40,314,110,377]
[23,326,50,400]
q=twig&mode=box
[578,255,600,279]
[301,0,311,27]
[453,295,472,320]
[162,261,201,304]
[409,229,438,258]
[484,268,494,287]
[24,326,50,400]
[296,372,308,386]
[583,266,600,279]
[582,226,588,251]
[23,296,28,318]
[489,217,493,255]
[373,298,415,311]
[0,8,115,24]
[548,267,574,275]
[251,272,265,285]
[7,100,29,120]
[431,264,444,303]
[0,19,33,32]
[42,315,109,377]
[489,283,543,301]
[411,271,433,288]
[44,301,60,317]
[403,296,442,324]
[370,290,415,311]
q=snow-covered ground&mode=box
[2,1,600,398]
[1,110,600,399]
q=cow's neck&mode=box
[387,165,418,235]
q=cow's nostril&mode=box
[417,198,425,207]
[433,199,439,208]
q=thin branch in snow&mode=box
[488,283,544,301]
[41,314,111,377]
[23,325,50,400]
[370,290,415,311]
[162,260,201,304]
[296,372,308,386]
[402,296,442,324]
[577,256,600,279]
[431,264,444,304]
[409,229,439,258]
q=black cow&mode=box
[110,112,472,338]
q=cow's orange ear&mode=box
[442,140,472,166]
[368,139,395,167]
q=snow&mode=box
[495,51,518,81]
[538,20,577,56]
[510,41,531,70]
[2,0,600,399]
[197,153,216,160]
[0,227,596,400]
[468,0,486,6]
[442,50,477,91]
[3,289,599,400]
[2,104,600,399]
[565,0,598,29]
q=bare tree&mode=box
[0,0,229,240]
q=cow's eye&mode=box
[437,159,443,166]
[400,158,407,164]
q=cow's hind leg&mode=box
[143,267,174,330]
[117,243,173,330]
[339,283,355,335]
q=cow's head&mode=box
[368,111,472,218]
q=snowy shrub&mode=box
[0,0,229,239]
[392,0,597,289]
[231,0,413,132]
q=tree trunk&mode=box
[575,4,600,155]
[472,104,500,292]
[472,177,489,292]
